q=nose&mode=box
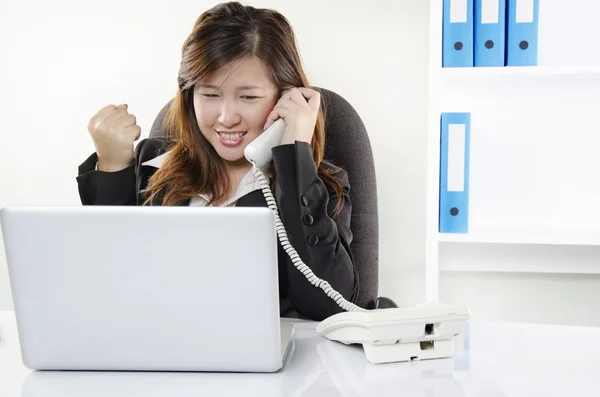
[217,98,241,128]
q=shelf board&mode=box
[438,230,600,246]
[441,65,600,78]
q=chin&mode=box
[221,154,247,163]
[213,146,248,164]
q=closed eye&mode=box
[202,94,219,98]
[241,95,259,100]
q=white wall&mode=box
[0,0,430,310]
[441,271,600,327]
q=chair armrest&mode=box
[374,296,399,309]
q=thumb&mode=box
[116,103,128,110]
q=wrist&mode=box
[280,135,295,145]
[97,158,132,172]
[280,136,311,145]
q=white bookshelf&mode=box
[438,229,600,246]
[442,65,600,78]
[426,0,600,300]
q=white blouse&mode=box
[141,152,270,207]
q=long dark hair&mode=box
[143,2,344,212]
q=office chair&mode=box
[148,87,396,310]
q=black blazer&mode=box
[76,138,359,321]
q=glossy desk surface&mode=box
[1,310,599,396]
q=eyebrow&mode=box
[196,84,265,90]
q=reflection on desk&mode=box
[21,325,470,397]
[3,311,600,397]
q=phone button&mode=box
[301,196,309,207]
[307,234,319,245]
[303,214,314,225]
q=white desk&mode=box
[1,310,600,396]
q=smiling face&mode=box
[193,56,279,166]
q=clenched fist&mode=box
[87,104,141,172]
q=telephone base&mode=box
[362,338,455,364]
[316,303,469,365]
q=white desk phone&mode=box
[243,118,470,365]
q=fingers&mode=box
[88,104,115,131]
[288,88,308,107]
[96,104,117,117]
[123,124,142,141]
[264,87,320,129]
[114,113,137,128]
[280,88,292,98]
[98,103,127,120]
[103,108,129,124]
[293,87,317,96]
[264,105,289,130]
[284,87,321,111]
[294,87,321,111]
[263,110,278,130]
[89,104,129,131]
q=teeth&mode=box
[219,132,245,140]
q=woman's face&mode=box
[194,56,279,165]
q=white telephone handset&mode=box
[245,119,469,364]
[243,118,286,168]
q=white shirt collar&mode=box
[141,152,169,169]
[142,152,270,207]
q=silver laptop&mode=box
[0,205,294,372]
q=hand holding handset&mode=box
[245,115,469,365]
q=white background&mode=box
[1,0,599,326]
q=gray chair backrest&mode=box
[148,87,379,309]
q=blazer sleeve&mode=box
[271,141,359,321]
[76,140,147,206]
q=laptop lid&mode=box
[1,205,286,372]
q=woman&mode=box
[77,1,359,321]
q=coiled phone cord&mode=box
[252,164,367,313]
